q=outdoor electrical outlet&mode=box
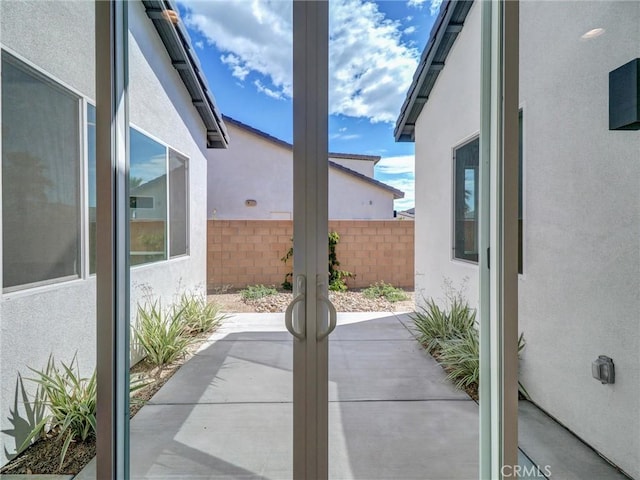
[592,356,615,384]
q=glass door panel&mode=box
[327,1,481,478]
[0,2,98,477]
[121,1,300,478]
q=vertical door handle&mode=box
[316,275,337,341]
[285,275,306,340]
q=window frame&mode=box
[168,148,190,258]
[452,134,480,264]
[1,49,86,293]
[127,125,190,267]
[1,51,192,288]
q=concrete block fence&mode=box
[207,220,414,291]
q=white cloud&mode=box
[389,177,415,211]
[183,0,293,96]
[254,79,285,100]
[330,132,361,141]
[375,155,415,210]
[180,0,419,124]
[408,0,443,16]
[195,40,204,49]
[403,25,416,35]
[221,53,251,81]
[376,154,415,176]
[429,0,443,15]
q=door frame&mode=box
[291,2,331,479]
[479,1,520,478]
[94,1,521,478]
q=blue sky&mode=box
[177,0,442,211]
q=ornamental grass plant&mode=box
[133,301,193,368]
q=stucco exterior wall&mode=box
[0,1,211,465]
[328,168,395,219]
[413,1,639,476]
[329,156,375,177]
[207,123,397,220]
[518,2,640,477]
[207,123,294,219]
[413,1,481,308]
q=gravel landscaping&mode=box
[208,289,415,314]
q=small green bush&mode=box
[22,355,147,469]
[240,284,278,300]
[413,287,529,399]
[411,297,475,353]
[438,329,480,390]
[21,355,96,470]
[174,292,226,336]
[362,282,409,302]
[133,301,193,367]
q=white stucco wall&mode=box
[413,1,481,308]
[207,122,397,220]
[328,168,395,220]
[518,2,640,477]
[329,155,376,177]
[413,1,639,476]
[0,0,211,465]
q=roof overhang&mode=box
[394,0,474,142]
[143,0,229,149]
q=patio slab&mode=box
[518,400,630,480]
[74,312,630,479]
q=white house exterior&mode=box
[207,117,404,220]
[395,1,639,478]
[0,0,227,466]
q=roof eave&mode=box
[143,0,229,149]
[394,0,474,143]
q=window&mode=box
[87,121,189,269]
[128,129,190,265]
[452,125,522,268]
[2,52,81,290]
[88,104,97,274]
[169,150,188,257]
[453,137,479,262]
[130,128,168,266]
[518,110,523,274]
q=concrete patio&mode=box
[73,312,630,480]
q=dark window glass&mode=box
[169,150,188,257]
[2,52,81,289]
[88,104,96,274]
[518,110,523,274]
[130,128,167,266]
[454,137,479,262]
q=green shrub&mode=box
[438,329,528,397]
[21,356,148,470]
[362,282,409,302]
[281,232,354,291]
[414,295,529,398]
[240,284,278,300]
[174,292,226,336]
[21,355,96,469]
[411,297,475,353]
[438,329,480,390]
[133,301,193,367]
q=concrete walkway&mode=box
[74,312,630,480]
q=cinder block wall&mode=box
[207,220,414,291]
